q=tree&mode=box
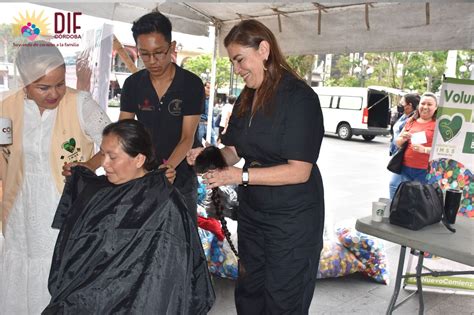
[182,54,231,89]
[456,50,474,79]
[286,55,314,84]
[324,55,360,87]
[326,51,460,93]
[183,53,317,90]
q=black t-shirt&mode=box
[222,72,325,212]
[120,64,204,190]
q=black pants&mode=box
[235,202,323,315]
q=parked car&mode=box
[313,86,402,141]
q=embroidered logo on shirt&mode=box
[62,138,76,153]
[60,137,84,163]
[249,161,262,167]
[138,98,155,111]
[168,99,183,116]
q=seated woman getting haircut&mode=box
[43,119,215,315]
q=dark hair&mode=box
[194,146,238,257]
[227,95,237,104]
[403,93,420,111]
[102,119,158,171]
[224,19,300,117]
[132,11,172,44]
[15,40,65,86]
[194,146,226,174]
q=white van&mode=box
[313,86,400,141]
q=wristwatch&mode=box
[242,166,249,187]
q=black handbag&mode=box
[389,181,453,232]
[387,142,407,174]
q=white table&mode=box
[355,216,474,314]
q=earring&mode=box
[23,88,29,100]
[263,59,268,71]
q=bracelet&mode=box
[242,166,249,187]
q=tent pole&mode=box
[206,24,219,145]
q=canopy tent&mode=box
[40,1,473,55]
[38,0,474,142]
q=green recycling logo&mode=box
[62,138,76,153]
[438,114,463,142]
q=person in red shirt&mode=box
[394,92,438,186]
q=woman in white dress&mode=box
[0,41,111,314]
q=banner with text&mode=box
[405,77,474,295]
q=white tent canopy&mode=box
[36,1,473,142]
[39,1,474,56]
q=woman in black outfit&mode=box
[187,19,325,314]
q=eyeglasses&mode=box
[139,45,171,62]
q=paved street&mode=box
[318,134,393,234]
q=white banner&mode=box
[431,78,474,167]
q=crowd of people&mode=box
[0,8,442,315]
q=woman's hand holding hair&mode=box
[202,166,241,189]
[186,147,205,166]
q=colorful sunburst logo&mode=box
[13,10,50,41]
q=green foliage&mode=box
[325,51,469,94]
[183,53,317,89]
[326,55,360,87]
[456,50,474,79]
[286,55,314,80]
[182,54,231,88]
[183,50,472,96]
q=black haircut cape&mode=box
[43,167,215,314]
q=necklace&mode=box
[249,112,255,127]
[249,93,258,127]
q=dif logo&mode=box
[54,12,82,39]
[21,22,40,41]
[14,10,82,41]
[14,10,49,41]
